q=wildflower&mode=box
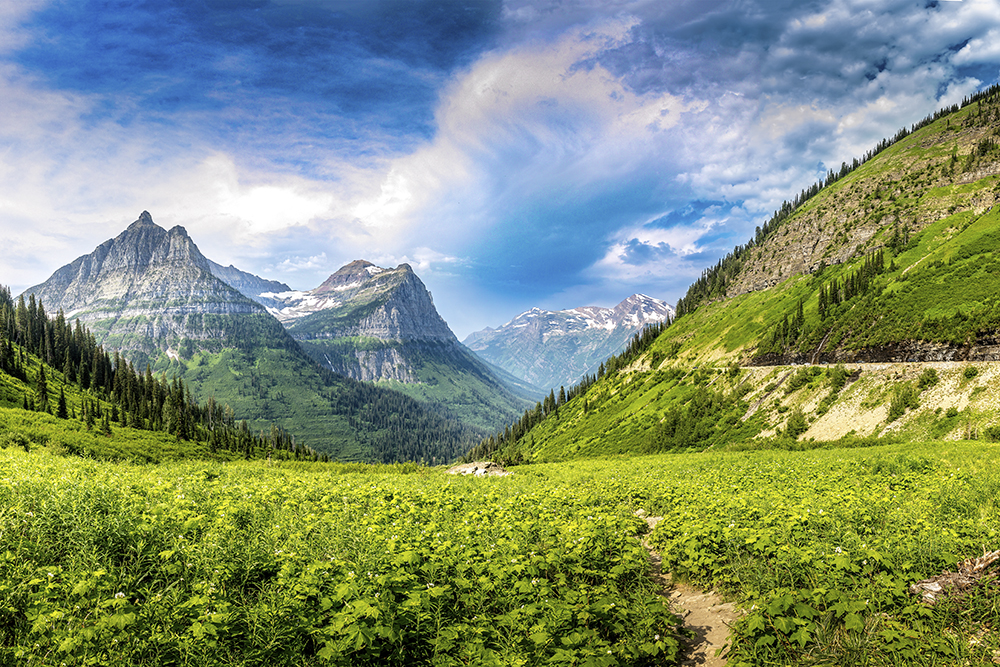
[115,592,125,599]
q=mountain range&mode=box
[464,294,674,391]
[19,213,490,461]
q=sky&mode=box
[2,0,1000,338]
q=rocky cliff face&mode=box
[268,260,462,380]
[725,113,1000,300]
[464,294,674,390]
[265,260,531,430]
[266,260,456,342]
[20,211,282,363]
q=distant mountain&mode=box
[19,213,481,462]
[464,294,675,391]
[208,260,290,309]
[265,260,533,430]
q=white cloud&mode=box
[347,16,695,248]
[272,253,328,273]
[954,28,1000,65]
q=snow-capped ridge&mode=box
[464,294,674,390]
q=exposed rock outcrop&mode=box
[446,461,511,477]
[266,261,456,342]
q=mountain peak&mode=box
[315,260,386,294]
[127,210,159,231]
[18,213,262,360]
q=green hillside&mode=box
[471,86,1000,464]
[1,287,480,464]
[300,337,533,433]
[154,345,482,464]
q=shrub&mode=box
[786,407,808,438]
[964,365,979,380]
[917,367,939,390]
[888,383,919,422]
[828,364,849,391]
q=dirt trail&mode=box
[642,516,740,666]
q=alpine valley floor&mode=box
[3,439,1000,666]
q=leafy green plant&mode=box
[887,383,919,422]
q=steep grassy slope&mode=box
[668,90,1000,364]
[154,346,482,464]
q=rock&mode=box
[910,548,1000,603]
[446,461,511,477]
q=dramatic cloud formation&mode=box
[1,0,999,336]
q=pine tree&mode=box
[35,364,49,413]
[56,387,68,419]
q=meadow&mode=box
[3,440,1000,665]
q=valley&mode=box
[5,77,1000,667]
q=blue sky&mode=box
[2,0,1000,337]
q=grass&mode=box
[0,447,683,666]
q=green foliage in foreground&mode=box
[4,442,1000,665]
[648,441,1000,666]
[0,449,683,666]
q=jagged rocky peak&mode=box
[129,210,156,228]
[18,211,265,354]
[315,259,390,294]
[271,259,455,342]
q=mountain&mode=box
[208,260,290,309]
[20,211,270,367]
[264,260,533,430]
[267,260,455,345]
[463,294,674,391]
[18,213,481,462]
[469,85,1000,463]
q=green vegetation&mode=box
[4,442,1000,665]
[1,286,480,464]
[648,441,1000,665]
[299,338,531,434]
[0,287,320,463]
[0,448,684,666]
